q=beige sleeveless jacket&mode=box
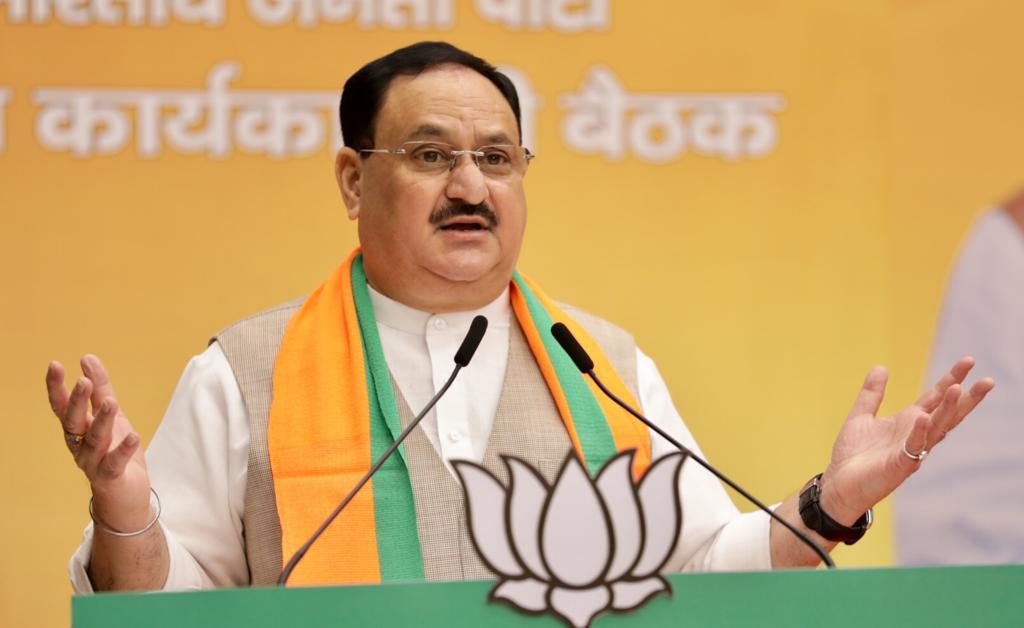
[214,297,639,585]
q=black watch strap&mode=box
[798,473,873,545]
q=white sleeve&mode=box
[68,342,251,592]
[635,347,772,572]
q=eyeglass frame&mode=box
[358,140,535,177]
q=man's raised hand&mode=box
[46,355,154,532]
[817,357,995,524]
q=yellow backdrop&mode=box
[3,1,1023,626]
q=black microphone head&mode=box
[454,315,488,367]
[551,322,594,373]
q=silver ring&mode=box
[902,441,928,462]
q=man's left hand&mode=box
[816,357,995,524]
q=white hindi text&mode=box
[2,0,613,28]
[245,0,452,28]
[0,0,223,25]
[25,64,783,163]
[29,62,541,160]
[561,67,785,163]
[474,0,607,32]
[32,63,340,159]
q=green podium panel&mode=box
[73,565,1023,627]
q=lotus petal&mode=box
[609,576,669,611]
[540,455,612,587]
[452,460,524,578]
[630,452,686,578]
[492,577,549,613]
[549,585,611,628]
[505,457,551,580]
[595,450,643,581]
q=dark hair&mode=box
[339,41,522,151]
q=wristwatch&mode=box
[798,473,873,545]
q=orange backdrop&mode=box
[2,2,1023,626]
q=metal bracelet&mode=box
[89,488,161,538]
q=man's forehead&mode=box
[405,123,515,146]
[375,66,519,144]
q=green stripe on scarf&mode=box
[351,256,425,581]
[512,272,617,474]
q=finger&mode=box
[96,432,141,481]
[847,365,888,420]
[76,399,117,475]
[916,356,975,412]
[81,354,117,411]
[64,377,95,435]
[954,377,996,425]
[901,414,930,468]
[925,384,960,446]
[46,361,70,418]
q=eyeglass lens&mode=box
[402,142,530,177]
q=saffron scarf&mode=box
[268,250,651,585]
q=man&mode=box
[48,42,993,592]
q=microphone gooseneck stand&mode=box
[277,315,490,585]
[549,322,836,569]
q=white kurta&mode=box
[70,287,771,591]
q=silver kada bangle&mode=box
[89,488,162,537]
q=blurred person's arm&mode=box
[1004,188,1024,234]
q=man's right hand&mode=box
[46,355,154,537]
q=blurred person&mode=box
[897,189,1024,565]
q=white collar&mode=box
[367,284,512,335]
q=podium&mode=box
[73,565,1023,627]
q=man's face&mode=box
[347,64,528,310]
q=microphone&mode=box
[455,315,488,366]
[550,322,836,569]
[277,315,489,585]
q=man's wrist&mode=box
[799,473,873,545]
[91,487,156,533]
[816,472,866,526]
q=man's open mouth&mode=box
[440,220,489,232]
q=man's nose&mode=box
[444,155,488,206]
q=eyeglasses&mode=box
[360,141,534,178]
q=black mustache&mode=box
[429,202,499,228]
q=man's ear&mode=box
[335,147,362,220]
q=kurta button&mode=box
[433,318,447,330]
[448,430,462,443]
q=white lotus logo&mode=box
[452,450,686,628]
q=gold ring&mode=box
[65,431,85,447]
